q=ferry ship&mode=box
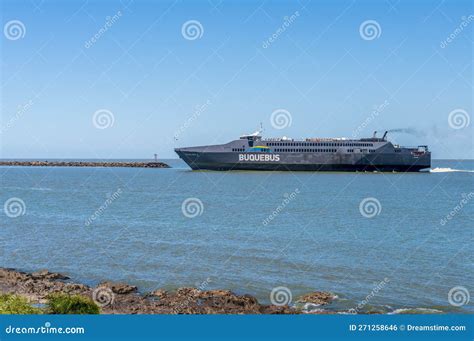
[175,130,431,172]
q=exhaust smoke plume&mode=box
[386,128,426,137]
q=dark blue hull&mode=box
[175,151,431,172]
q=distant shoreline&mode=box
[0,161,170,169]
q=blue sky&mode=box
[1,0,472,159]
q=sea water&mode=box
[1,159,472,313]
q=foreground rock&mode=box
[0,268,88,304]
[0,161,170,168]
[98,281,138,295]
[0,268,298,314]
[297,291,334,305]
[31,270,70,281]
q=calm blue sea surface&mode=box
[1,159,473,313]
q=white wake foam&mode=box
[388,308,443,314]
[430,167,474,173]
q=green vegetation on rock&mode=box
[47,293,100,314]
[0,294,42,314]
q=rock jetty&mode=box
[0,161,170,168]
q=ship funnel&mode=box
[382,131,388,140]
[373,131,377,138]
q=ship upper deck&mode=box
[261,137,385,143]
[243,129,389,143]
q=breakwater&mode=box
[0,161,170,168]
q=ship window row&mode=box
[267,142,373,147]
[274,149,337,153]
[232,148,377,153]
[272,149,377,153]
